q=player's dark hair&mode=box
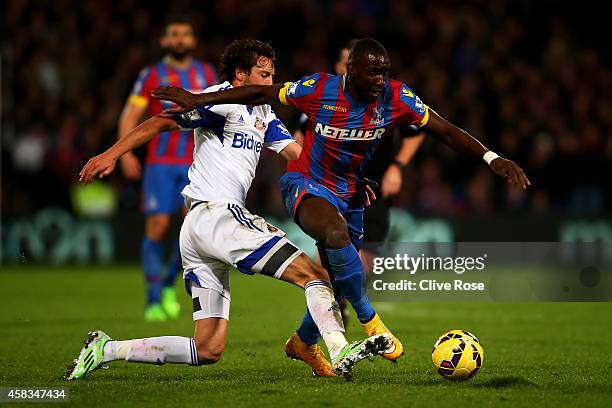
[163,14,194,33]
[219,38,276,82]
[336,39,358,64]
[348,38,388,63]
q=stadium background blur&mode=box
[2,0,611,264]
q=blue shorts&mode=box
[142,164,190,215]
[280,172,365,248]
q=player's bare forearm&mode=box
[79,116,176,183]
[112,116,176,158]
[150,84,284,113]
[117,102,147,179]
[395,133,424,165]
[423,110,487,157]
[117,102,146,140]
[381,134,424,198]
[423,109,531,189]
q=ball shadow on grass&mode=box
[473,376,538,388]
[405,374,538,388]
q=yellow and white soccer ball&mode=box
[432,330,484,381]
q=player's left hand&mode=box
[489,157,531,189]
[362,178,378,207]
[150,86,199,114]
[381,164,403,198]
[79,152,117,184]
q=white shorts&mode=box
[180,201,302,320]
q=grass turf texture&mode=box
[1,265,611,407]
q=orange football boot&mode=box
[362,313,404,361]
[284,333,336,377]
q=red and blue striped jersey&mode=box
[279,73,429,198]
[129,59,218,165]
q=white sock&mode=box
[304,280,348,360]
[103,336,199,365]
[321,331,348,360]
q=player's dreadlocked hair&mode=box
[219,38,276,82]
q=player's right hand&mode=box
[150,86,199,114]
[381,164,403,198]
[489,157,531,190]
[120,152,142,180]
[79,152,117,184]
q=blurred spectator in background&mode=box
[2,0,611,220]
[115,15,217,322]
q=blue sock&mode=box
[163,239,182,288]
[141,238,163,305]
[326,244,376,323]
[296,310,320,346]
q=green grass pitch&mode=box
[1,265,611,407]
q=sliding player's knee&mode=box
[296,261,329,287]
[284,255,324,287]
[195,341,224,365]
[308,262,329,281]
[322,222,351,249]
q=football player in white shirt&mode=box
[67,39,389,381]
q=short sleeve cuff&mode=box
[417,105,430,127]
[270,139,296,154]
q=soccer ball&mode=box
[432,330,484,381]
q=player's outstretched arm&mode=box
[423,110,531,190]
[150,84,285,113]
[79,116,177,184]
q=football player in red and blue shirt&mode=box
[117,17,217,322]
[152,38,530,369]
[292,41,426,329]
